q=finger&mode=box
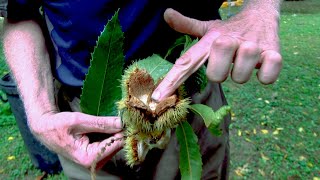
[72,112,122,133]
[206,35,240,82]
[151,33,220,101]
[231,41,261,83]
[164,8,208,37]
[76,132,124,168]
[91,133,124,168]
[257,50,282,84]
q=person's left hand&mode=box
[152,8,282,101]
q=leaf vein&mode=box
[181,123,193,179]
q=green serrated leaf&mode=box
[80,10,124,116]
[164,36,186,59]
[128,54,173,82]
[180,35,197,56]
[176,121,202,180]
[189,104,231,136]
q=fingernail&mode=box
[151,91,161,102]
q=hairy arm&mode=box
[2,19,124,168]
[152,0,283,101]
[3,19,56,127]
[244,0,281,13]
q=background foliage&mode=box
[0,0,319,179]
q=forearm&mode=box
[3,19,57,128]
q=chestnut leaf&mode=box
[189,104,231,136]
[80,10,124,116]
[176,121,202,180]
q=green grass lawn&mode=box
[0,1,319,179]
[226,12,320,179]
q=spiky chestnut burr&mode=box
[117,56,190,167]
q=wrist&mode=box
[241,0,281,19]
[26,101,58,132]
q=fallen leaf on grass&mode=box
[234,169,244,177]
[261,152,270,161]
[245,130,250,135]
[258,169,266,176]
[245,138,252,142]
[234,164,249,177]
[273,136,279,140]
[313,177,320,180]
[238,130,242,136]
[253,129,257,135]
[272,127,284,135]
[7,136,14,141]
[307,162,313,168]
[299,156,306,161]
[299,127,304,132]
[272,130,279,135]
[7,156,15,161]
[261,129,269,134]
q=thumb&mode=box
[73,113,123,133]
[164,8,208,37]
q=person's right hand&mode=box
[29,111,124,168]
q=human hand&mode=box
[152,8,282,101]
[29,111,124,168]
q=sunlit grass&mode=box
[225,7,320,179]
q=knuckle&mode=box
[67,113,80,126]
[263,50,282,65]
[240,42,260,56]
[268,53,282,65]
[161,76,177,90]
[112,117,120,128]
[213,36,238,49]
[175,53,193,70]
[109,117,120,128]
[93,117,105,129]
